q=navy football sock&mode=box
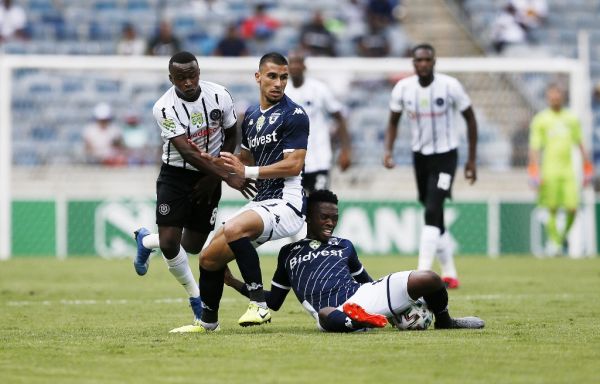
[199,266,225,323]
[319,310,359,333]
[229,237,265,303]
[423,287,452,327]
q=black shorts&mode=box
[156,163,221,232]
[302,170,330,193]
[413,149,458,204]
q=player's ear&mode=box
[168,74,173,84]
[255,71,260,84]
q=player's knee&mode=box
[159,238,180,259]
[199,249,223,271]
[424,206,442,227]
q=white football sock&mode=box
[437,231,458,278]
[163,246,200,298]
[418,225,441,270]
[142,233,160,249]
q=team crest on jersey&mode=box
[269,112,280,124]
[191,112,204,127]
[162,118,176,133]
[436,97,445,106]
[210,109,222,120]
[256,115,266,131]
[309,240,321,250]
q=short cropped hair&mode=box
[169,51,198,68]
[411,43,435,57]
[259,52,288,69]
[307,189,339,213]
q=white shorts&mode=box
[235,199,305,245]
[340,271,414,318]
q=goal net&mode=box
[0,55,594,259]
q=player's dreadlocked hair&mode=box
[169,51,198,68]
[259,52,288,69]
[307,190,338,214]
[411,43,435,57]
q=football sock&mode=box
[418,225,441,270]
[163,246,200,298]
[562,211,576,243]
[142,233,160,249]
[199,266,225,323]
[229,237,266,303]
[319,310,356,333]
[547,212,561,245]
[423,287,452,327]
[437,231,458,278]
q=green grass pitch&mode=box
[1,256,599,384]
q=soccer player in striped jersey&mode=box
[132,51,253,324]
[383,43,478,289]
[286,52,352,193]
[225,189,485,332]
[170,52,309,333]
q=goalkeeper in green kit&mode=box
[528,85,593,256]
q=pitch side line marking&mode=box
[5,297,238,306]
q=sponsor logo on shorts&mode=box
[158,204,170,215]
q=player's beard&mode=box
[265,94,283,105]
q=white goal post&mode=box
[0,54,591,259]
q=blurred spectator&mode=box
[214,24,248,57]
[510,0,547,31]
[354,16,390,57]
[299,11,337,57]
[121,109,156,165]
[366,0,395,29]
[146,20,181,56]
[83,103,126,166]
[0,0,27,42]
[190,0,228,18]
[490,4,526,54]
[116,23,146,55]
[240,3,280,41]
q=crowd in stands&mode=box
[0,0,409,58]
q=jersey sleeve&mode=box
[389,81,404,113]
[319,82,343,115]
[449,78,472,112]
[345,240,365,277]
[240,107,253,150]
[153,104,186,140]
[271,245,292,290]
[529,113,543,150]
[222,89,237,129]
[282,108,309,153]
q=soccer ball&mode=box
[395,299,433,331]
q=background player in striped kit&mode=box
[170,52,309,333]
[132,51,253,325]
[383,43,478,289]
[285,51,352,194]
[224,189,485,332]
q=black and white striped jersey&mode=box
[389,73,471,155]
[272,237,364,311]
[152,81,237,170]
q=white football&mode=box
[395,299,433,330]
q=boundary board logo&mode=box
[159,204,170,215]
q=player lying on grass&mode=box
[224,189,485,332]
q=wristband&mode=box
[244,166,259,179]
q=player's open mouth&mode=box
[322,228,332,236]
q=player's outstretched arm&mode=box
[332,111,352,171]
[220,150,306,180]
[462,107,478,184]
[383,111,401,169]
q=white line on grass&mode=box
[5,297,238,306]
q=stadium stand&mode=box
[1,0,596,171]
